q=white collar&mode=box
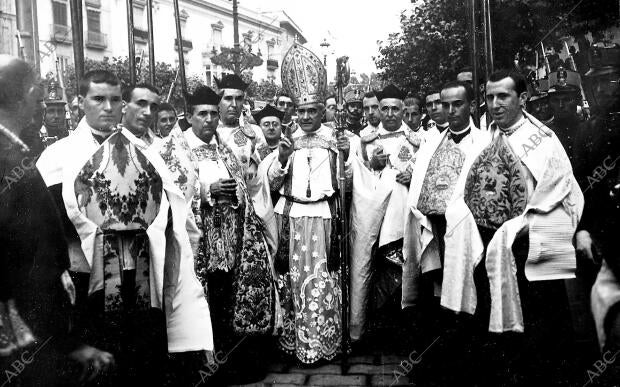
[377,122,407,135]
[293,124,329,138]
[185,127,217,148]
[496,114,526,135]
[448,124,471,135]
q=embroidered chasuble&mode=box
[74,131,162,314]
[217,120,265,172]
[188,131,276,336]
[158,126,199,201]
[417,136,466,215]
[464,133,528,230]
[255,143,276,163]
[359,124,422,173]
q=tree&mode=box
[65,56,203,113]
[375,0,618,95]
[375,0,469,95]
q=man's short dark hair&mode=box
[404,94,422,107]
[488,69,528,96]
[157,102,176,117]
[276,92,293,105]
[79,70,120,97]
[441,80,475,103]
[363,91,377,99]
[425,87,441,100]
[122,83,160,102]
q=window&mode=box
[52,1,68,26]
[205,65,212,87]
[133,5,145,30]
[87,10,100,32]
[211,21,224,51]
[179,10,189,35]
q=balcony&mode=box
[50,24,72,45]
[134,27,149,43]
[174,38,193,52]
[86,30,107,49]
[267,59,278,71]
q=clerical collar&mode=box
[90,126,114,144]
[220,119,240,128]
[498,115,526,136]
[378,123,405,135]
[188,128,216,146]
[448,125,471,144]
[437,122,449,133]
[299,125,323,136]
[135,128,156,147]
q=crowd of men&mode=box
[0,36,619,387]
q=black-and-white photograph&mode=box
[0,0,619,385]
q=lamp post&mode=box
[320,38,331,66]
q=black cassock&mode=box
[0,145,76,386]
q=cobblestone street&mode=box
[229,353,415,387]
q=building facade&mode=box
[0,0,306,86]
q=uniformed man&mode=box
[546,69,583,165]
[41,80,70,143]
[526,77,553,125]
[341,86,365,136]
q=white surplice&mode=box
[402,123,488,307]
[439,111,584,333]
[37,119,213,352]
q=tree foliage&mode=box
[375,0,618,95]
[65,56,205,113]
[375,0,469,95]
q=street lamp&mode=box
[320,38,331,66]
